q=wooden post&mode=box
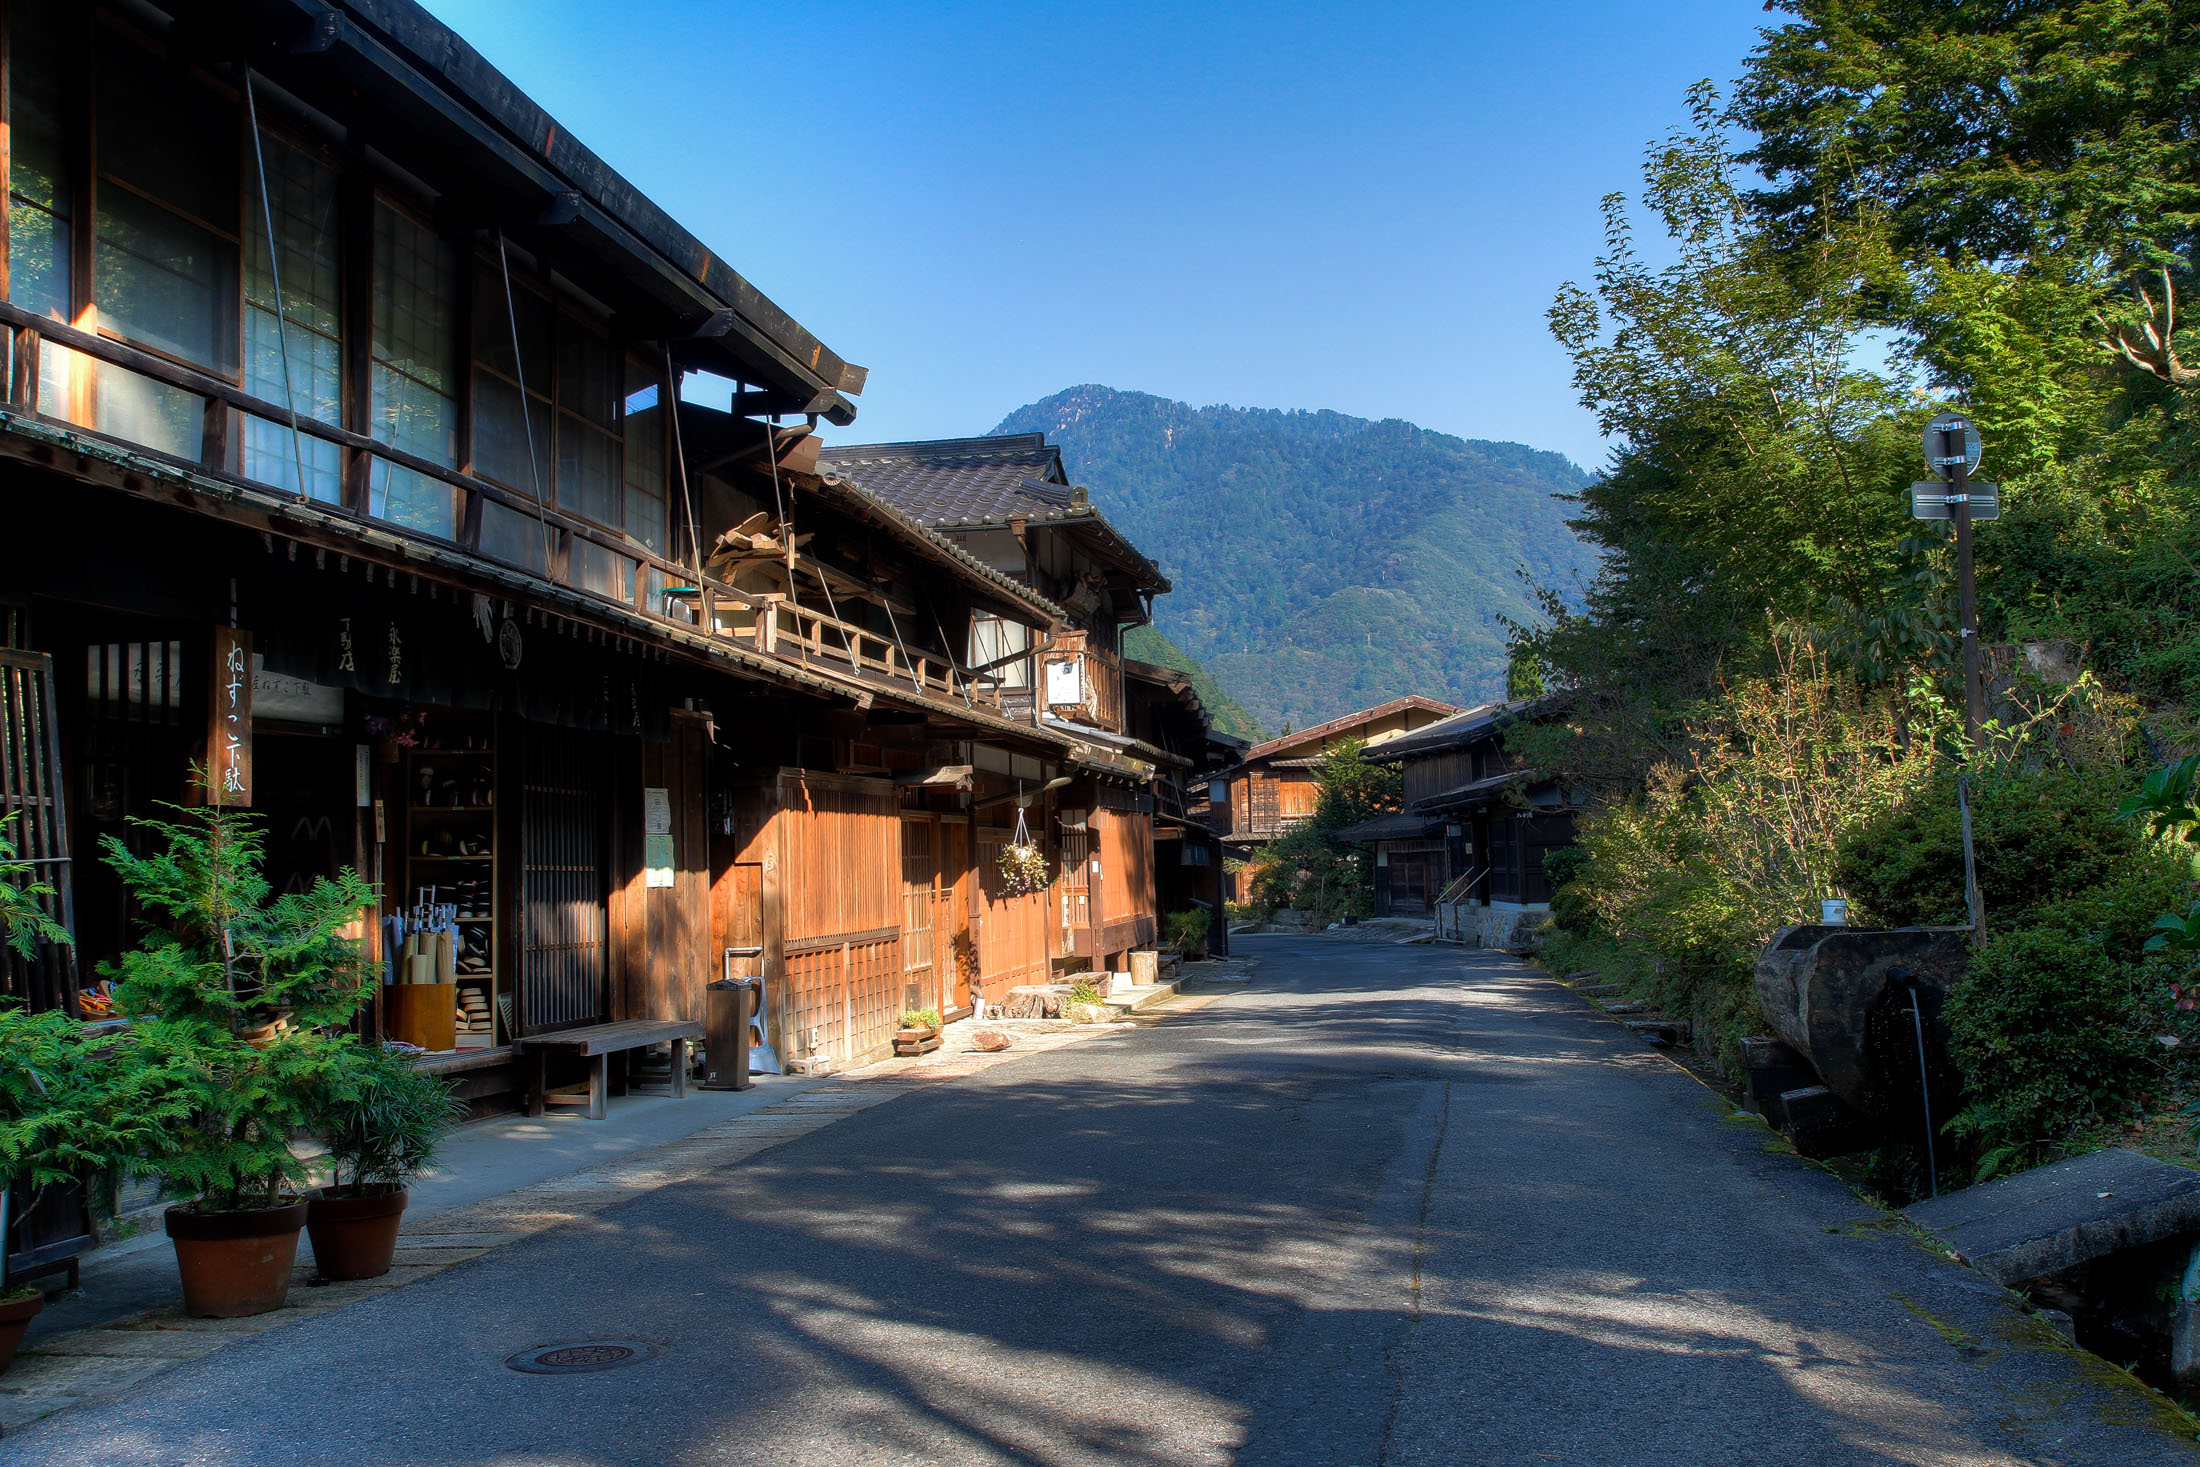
[9,326,38,412]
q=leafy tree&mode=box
[1249,740,1402,920]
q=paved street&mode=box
[7,938,2196,1466]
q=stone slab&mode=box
[1904,1147,2200,1284]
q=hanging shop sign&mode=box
[210,628,253,806]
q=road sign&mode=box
[1911,482,2000,521]
[1923,410,1982,477]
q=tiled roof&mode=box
[1238,696,1463,764]
[816,435,1071,526]
[1369,694,1567,760]
[819,434,1171,594]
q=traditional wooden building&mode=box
[818,434,1188,979]
[0,0,1159,1142]
[1351,696,1577,941]
[1207,695,1459,899]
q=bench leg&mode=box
[527,1051,546,1118]
[669,1038,688,1100]
[588,1054,608,1120]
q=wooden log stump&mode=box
[1004,985,1071,1019]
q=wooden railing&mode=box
[0,304,993,712]
[684,585,988,704]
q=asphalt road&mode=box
[8,937,2197,1466]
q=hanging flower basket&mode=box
[996,807,1048,896]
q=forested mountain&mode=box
[1122,625,1265,743]
[992,386,1595,733]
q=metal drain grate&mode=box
[506,1340,664,1375]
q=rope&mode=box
[495,229,556,573]
[661,342,704,584]
[241,68,311,504]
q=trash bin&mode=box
[703,976,754,1091]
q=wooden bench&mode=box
[515,1019,703,1120]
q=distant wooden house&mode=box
[1348,697,1578,942]
[1207,696,1460,900]
[818,435,1188,979]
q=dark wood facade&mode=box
[0,0,1169,1102]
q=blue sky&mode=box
[421,0,1769,472]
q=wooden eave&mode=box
[227,0,862,421]
[0,409,886,709]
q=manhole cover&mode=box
[505,1339,664,1375]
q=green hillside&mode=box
[993,386,1595,732]
[1122,625,1265,743]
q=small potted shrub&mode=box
[1164,909,1211,961]
[104,798,376,1317]
[894,1008,942,1057]
[308,1042,465,1280]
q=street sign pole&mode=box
[1948,426,1984,752]
[1922,408,1989,943]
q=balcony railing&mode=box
[0,304,992,713]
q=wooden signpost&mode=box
[210,627,253,807]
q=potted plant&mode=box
[1164,909,1211,961]
[103,796,377,1317]
[894,1008,942,1057]
[0,1003,183,1370]
[307,1041,464,1280]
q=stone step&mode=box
[1577,983,1624,998]
[1625,1018,1692,1045]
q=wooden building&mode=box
[1352,697,1577,941]
[1207,695,1459,899]
[0,0,1160,1135]
[818,435,1194,980]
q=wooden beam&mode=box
[893,765,973,788]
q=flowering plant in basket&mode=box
[997,842,1048,896]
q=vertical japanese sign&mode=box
[210,628,253,806]
[643,786,675,888]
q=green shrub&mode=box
[318,1041,465,1192]
[1942,856,2190,1179]
[1835,764,2148,929]
[898,1008,940,1031]
[1163,909,1211,958]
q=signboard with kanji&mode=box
[210,627,253,806]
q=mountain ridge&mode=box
[991,385,1595,732]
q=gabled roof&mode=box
[1368,694,1567,761]
[1238,696,1463,765]
[819,435,1171,594]
[816,436,1068,523]
[677,406,1067,627]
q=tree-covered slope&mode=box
[1122,625,1265,743]
[993,386,1595,732]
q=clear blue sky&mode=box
[421,0,1769,472]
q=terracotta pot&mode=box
[0,1290,43,1375]
[165,1201,308,1318]
[306,1185,408,1281]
